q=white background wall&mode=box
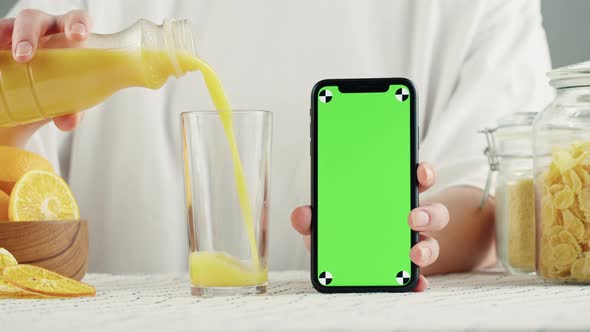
[0,0,588,68]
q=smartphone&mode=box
[310,78,419,293]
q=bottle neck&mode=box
[161,19,196,77]
[135,19,198,87]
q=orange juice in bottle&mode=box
[0,19,197,127]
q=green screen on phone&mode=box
[315,82,415,288]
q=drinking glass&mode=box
[181,110,272,296]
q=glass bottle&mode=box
[534,61,590,283]
[481,112,536,275]
[0,18,196,127]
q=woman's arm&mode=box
[0,122,46,147]
[291,166,497,283]
[419,186,496,276]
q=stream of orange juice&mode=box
[178,54,267,287]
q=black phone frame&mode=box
[310,77,419,293]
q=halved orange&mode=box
[2,265,95,297]
[0,146,54,194]
[9,170,79,221]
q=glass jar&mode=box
[481,112,536,275]
[534,61,590,283]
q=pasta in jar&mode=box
[481,112,536,275]
[538,142,590,282]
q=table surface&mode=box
[0,271,588,332]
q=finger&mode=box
[303,235,310,251]
[417,162,436,193]
[410,235,440,267]
[0,18,15,49]
[55,10,91,41]
[12,9,56,62]
[408,202,449,232]
[290,205,312,236]
[413,275,429,292]
[53,112,83,131]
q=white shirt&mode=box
[7,0,552,273]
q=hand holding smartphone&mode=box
[311,78,419,293]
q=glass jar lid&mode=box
[548,61,590,89]
[481,112,536,159]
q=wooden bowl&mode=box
[0,220,88,280]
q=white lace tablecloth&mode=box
[0,271,589,331]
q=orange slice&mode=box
[0,146,54,194]
[0,190,9,221]
[8,170,80,221]
[0,247,18,273]
[2,265,95,297]
[0,248,44,298]
[0,279,47,298]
